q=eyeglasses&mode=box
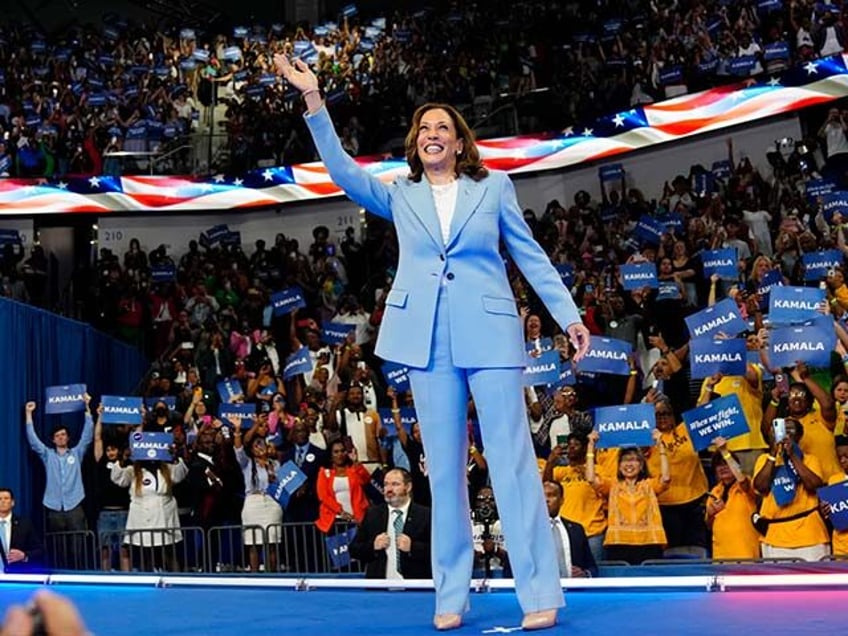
[476,496,494,502]
[788,390,807,398]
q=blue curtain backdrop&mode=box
[0,297,148,519]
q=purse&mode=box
[751,507,818,536]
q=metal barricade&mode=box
[97,525,205,573]
[44,530,98,571]
[207,524,266,573]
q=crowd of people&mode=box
[1,0,847,178]
[5,86,848,576]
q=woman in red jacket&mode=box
[315,439,371,534]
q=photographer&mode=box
[471,486,510,578]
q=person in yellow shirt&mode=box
[821,435,848,556]
[762,362,839,482]
[586,429,670,565]
[542,433,607,564]
[752,418,830,561]
[698,360,768,476]
[706,437,760,560]
[646,398,709,553]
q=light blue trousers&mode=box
[408,287,564,615]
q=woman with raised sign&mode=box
[585,429,670,565]
[273,54,591,630]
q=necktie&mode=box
[551,518,568,577]
[0,519,7,554]
[296,447,305,467]
[392,509,404,574]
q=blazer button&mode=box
[446,272,455,280]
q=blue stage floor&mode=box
[0,582,844,635]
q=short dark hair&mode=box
[0,487,14,499]
[51,424,69,437]
[386,467,412,487]
[544,480,564,499]
[835,435,848,449]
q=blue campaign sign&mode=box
[575,336,631,376]
[806,178,837,201]
[658,65,683,85]
[554,263,574,287]
[599,163,624,181]
[322,322,355,345]
[656,280,682,301]
[526,337,554,354]
[283,346,313,380]
[685,297,749,339]
[802,250,843,281]
[729,55,757,76]
[271,287,307,316]
[266,460,308,509]
[554,360,576,387]
[44,384,87,414]
[326,526,359,569]
[216,379,244,404]
[523,349,561,386]
[634,215,666,245]
[689,337,747,379]
[382,360,411,392]
[621,262,658,290]
[593,404,656,448]
[769,316,835,368]
[100,395,143,425]
[378,407,416,437]
[757,268,784,300]
[218,403,256,428]
[822,191,848,223]
[768,286,825,325]
[763,41,790,61]
[682,393,749,452]
[144,396,176,410]
[818,481,848,531]
[712,160,732,179]
[150,264,176,282]
[129,431,173,461]
[701,248,738,279]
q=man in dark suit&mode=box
[0,487,45,573]
[543,481,598,578]
[350,468,432,579]
[277,419,327,573]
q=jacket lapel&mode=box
[446,176,487,251]
[397,179,443,250]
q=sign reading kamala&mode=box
[216,379,243,404]
[802,250,843,281]
[620,262,658,290]
[684,297,749,340]
[575,336,632,375]
[218,403,256,428]
[682,394,748,452]
[701,248,738,279]
[523,349,561,386]
[554,263,574,287]
[593,404,655,448]
[821,191,848,223]
[100,396,143,425]
[769,316,835,368]
[130,431,173,461]
[817,481,848,531]
[283,346,313,380]
[757,268,784,306]
[382,360,411,392]
[321,322,355,345]
[378,407,417,437]
[266,460,307,509]
[634,215,666,245]
[44,384,87,414]
[526,337,554,354]
[270,287,307,316]
[689,338,747,379]
[768,286,825,324]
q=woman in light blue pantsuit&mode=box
[275,55,591,631]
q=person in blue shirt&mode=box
[25,396,94,569]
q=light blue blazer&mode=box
[304,106,582,369]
